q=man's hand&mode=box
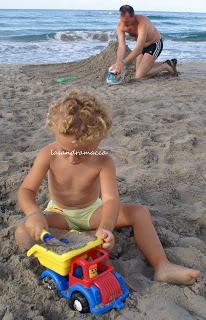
[25,213,48,241]
[110,62,123,74]
[96,228,115,251]
[115,62,124,74]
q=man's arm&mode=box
[98,156,120,232]
[116,25,126,65]
[123,23,147,65]
[17,146,50,216]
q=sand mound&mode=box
[19,41,134,85]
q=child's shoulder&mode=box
[96,149,115,167]
[35,143,56,161]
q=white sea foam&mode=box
[53,31,116,42]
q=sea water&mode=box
[0,9,205,64]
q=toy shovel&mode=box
[40,229,69,246]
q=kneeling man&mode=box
[111,5,177,79]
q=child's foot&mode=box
[154,261,201,285]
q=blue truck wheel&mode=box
[41,276,62,298]
[69,292,90,313]
[42,277,57,291]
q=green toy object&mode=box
[56,76,77,83]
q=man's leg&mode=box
[136,53,144,68]
[90,203,200,285]
[135,53,176,79]
[15,212,69,250]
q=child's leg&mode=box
[15,212,69,250]
[90,203,200,285]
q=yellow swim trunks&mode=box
[44,197,102,231]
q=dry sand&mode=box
[1,42,206,319]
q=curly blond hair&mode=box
[47,90,112,143]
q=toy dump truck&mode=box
[27,237,129,315]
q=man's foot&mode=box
[164,59,178,75]
[154,261,201,285]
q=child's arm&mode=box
[99,155,120,231]
[96,155,120,249]
[17,146,50,240]
[18,147,50,214]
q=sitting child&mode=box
[15,90,200,285]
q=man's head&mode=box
[47,90,112,164]
[119,5,135,26]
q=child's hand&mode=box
[25,213,48,241]
[95,228,115,251]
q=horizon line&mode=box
[0,8,206,14]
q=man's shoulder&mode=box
[117,21,124,31]
[136,14,149,23]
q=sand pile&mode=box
[18,41,134,86]
[1,43,206,319]
[41,231,97,254]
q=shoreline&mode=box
[1,57,206,68]
[0,38,206,81]
[1,61,206,82]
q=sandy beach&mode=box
[1,42,206,319]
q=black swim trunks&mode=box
[142,38,163,58]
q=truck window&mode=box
[73,265,83,279]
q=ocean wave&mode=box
[8,30,206,43]
[54,31,116,42]
[164,31,206,42]
[9,31,116,43]
[10,33,56,42]
[147,15,181,20]
[158,21,179,26]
